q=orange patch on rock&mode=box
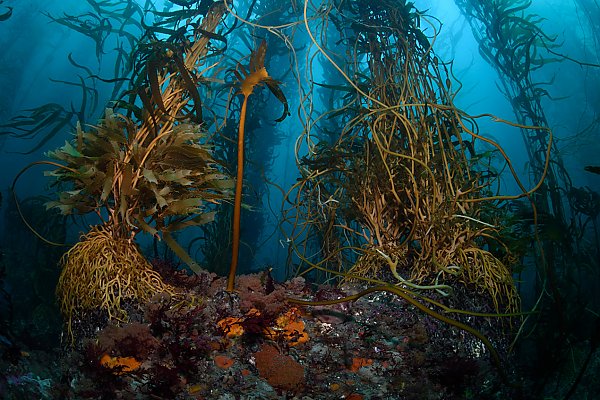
[100,353,142,375]
[276,307,309,346]
[254,344,305,392]
[216,316,244,338]
[214,355,235,369]
[348,357,373,372]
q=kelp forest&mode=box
[0,0,599,398]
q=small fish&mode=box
[584,166,600,175]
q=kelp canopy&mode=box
[281,0,548,315]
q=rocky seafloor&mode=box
[1,263,521,400]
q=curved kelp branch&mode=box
[227,39,289,292]
[11,160,76,247]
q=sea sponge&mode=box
[254,344,305,393]
[99,354,142,375]
[275,307,309,346]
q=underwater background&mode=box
[0,0,599,398]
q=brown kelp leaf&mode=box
[136,217,159,236]
[146,56,169,116]
[121,164,138,196]
[118,193,128,219]
[265,78,290,122]
[44,200,74,214]
[151,186,169,208]
[249,39,267,72]
[60,142,83,158]
[157,169,193,185]
[165,197,204,214]
[164,211,216,231]
[172,52,204,124]
[211,178,235,190]
[100,161,115,201]
[143,168,158,183]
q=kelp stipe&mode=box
[227,39,289,292]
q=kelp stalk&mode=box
[227,40,288,291]
[227,89,249,292]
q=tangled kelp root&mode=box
[57,225,179,338]
[449,246,519,314]
[347,243,519,314]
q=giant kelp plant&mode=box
[14,2,234,340]
[227,38,288,291]
[283,0,545,317]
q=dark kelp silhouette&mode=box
[455,0,600,396]
[43,12,113,61]
[585,165,600,175]
[0,103,77,155]
[0,0,12,22]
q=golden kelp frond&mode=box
[233,39,290,121]
[46,110,232,234]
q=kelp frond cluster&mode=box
[285,0,522,315]
[46,110,232,248]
